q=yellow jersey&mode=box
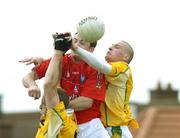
[100,61,139,128]
[36,102,78,138]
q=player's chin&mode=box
[105,55,111,62]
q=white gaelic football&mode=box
[77,16,105,43]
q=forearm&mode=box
[74,47,112,74]
[69,96,93,111]
[22,71,38,88]
[44,50,63,88]
[44,50,64,109]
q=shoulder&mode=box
[109,61,130,75]
[110,61,128,67]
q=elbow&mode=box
[22,71,39,88]
[22,75,31,88]
[22,77,27,88]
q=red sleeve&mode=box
[81,67,106,102]
[35,58,51,79]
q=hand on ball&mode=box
[53,32,72,53]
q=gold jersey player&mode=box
[71,40,139,138]
[36,88,77,138]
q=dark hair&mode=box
[90,42,97,47]
[75,32,97,47]
[57,87,69,109]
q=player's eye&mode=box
[79,40,85,45]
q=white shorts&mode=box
[77,118,110,138]
[106,126,133,138]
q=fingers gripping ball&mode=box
[77,16,105,43]
[53,32,72,52]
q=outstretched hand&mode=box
[53,32,72,52]
[19,57,44,70]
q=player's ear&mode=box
[123,55,130,63]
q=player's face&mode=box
[71,34,93,60]
[105,42,125,62]
[73,34,92,51]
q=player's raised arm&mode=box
[43,32,72,109]
[72,46,112,75]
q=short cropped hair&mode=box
[90,42,97,47]
[57,87,69,109]
[75,32,97,48]
[121,41,134,64]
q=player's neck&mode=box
[72,56,81,63]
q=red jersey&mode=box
[35,54,106,124]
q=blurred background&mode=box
[0,0,180,137]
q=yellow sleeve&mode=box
[47,102,65,138]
